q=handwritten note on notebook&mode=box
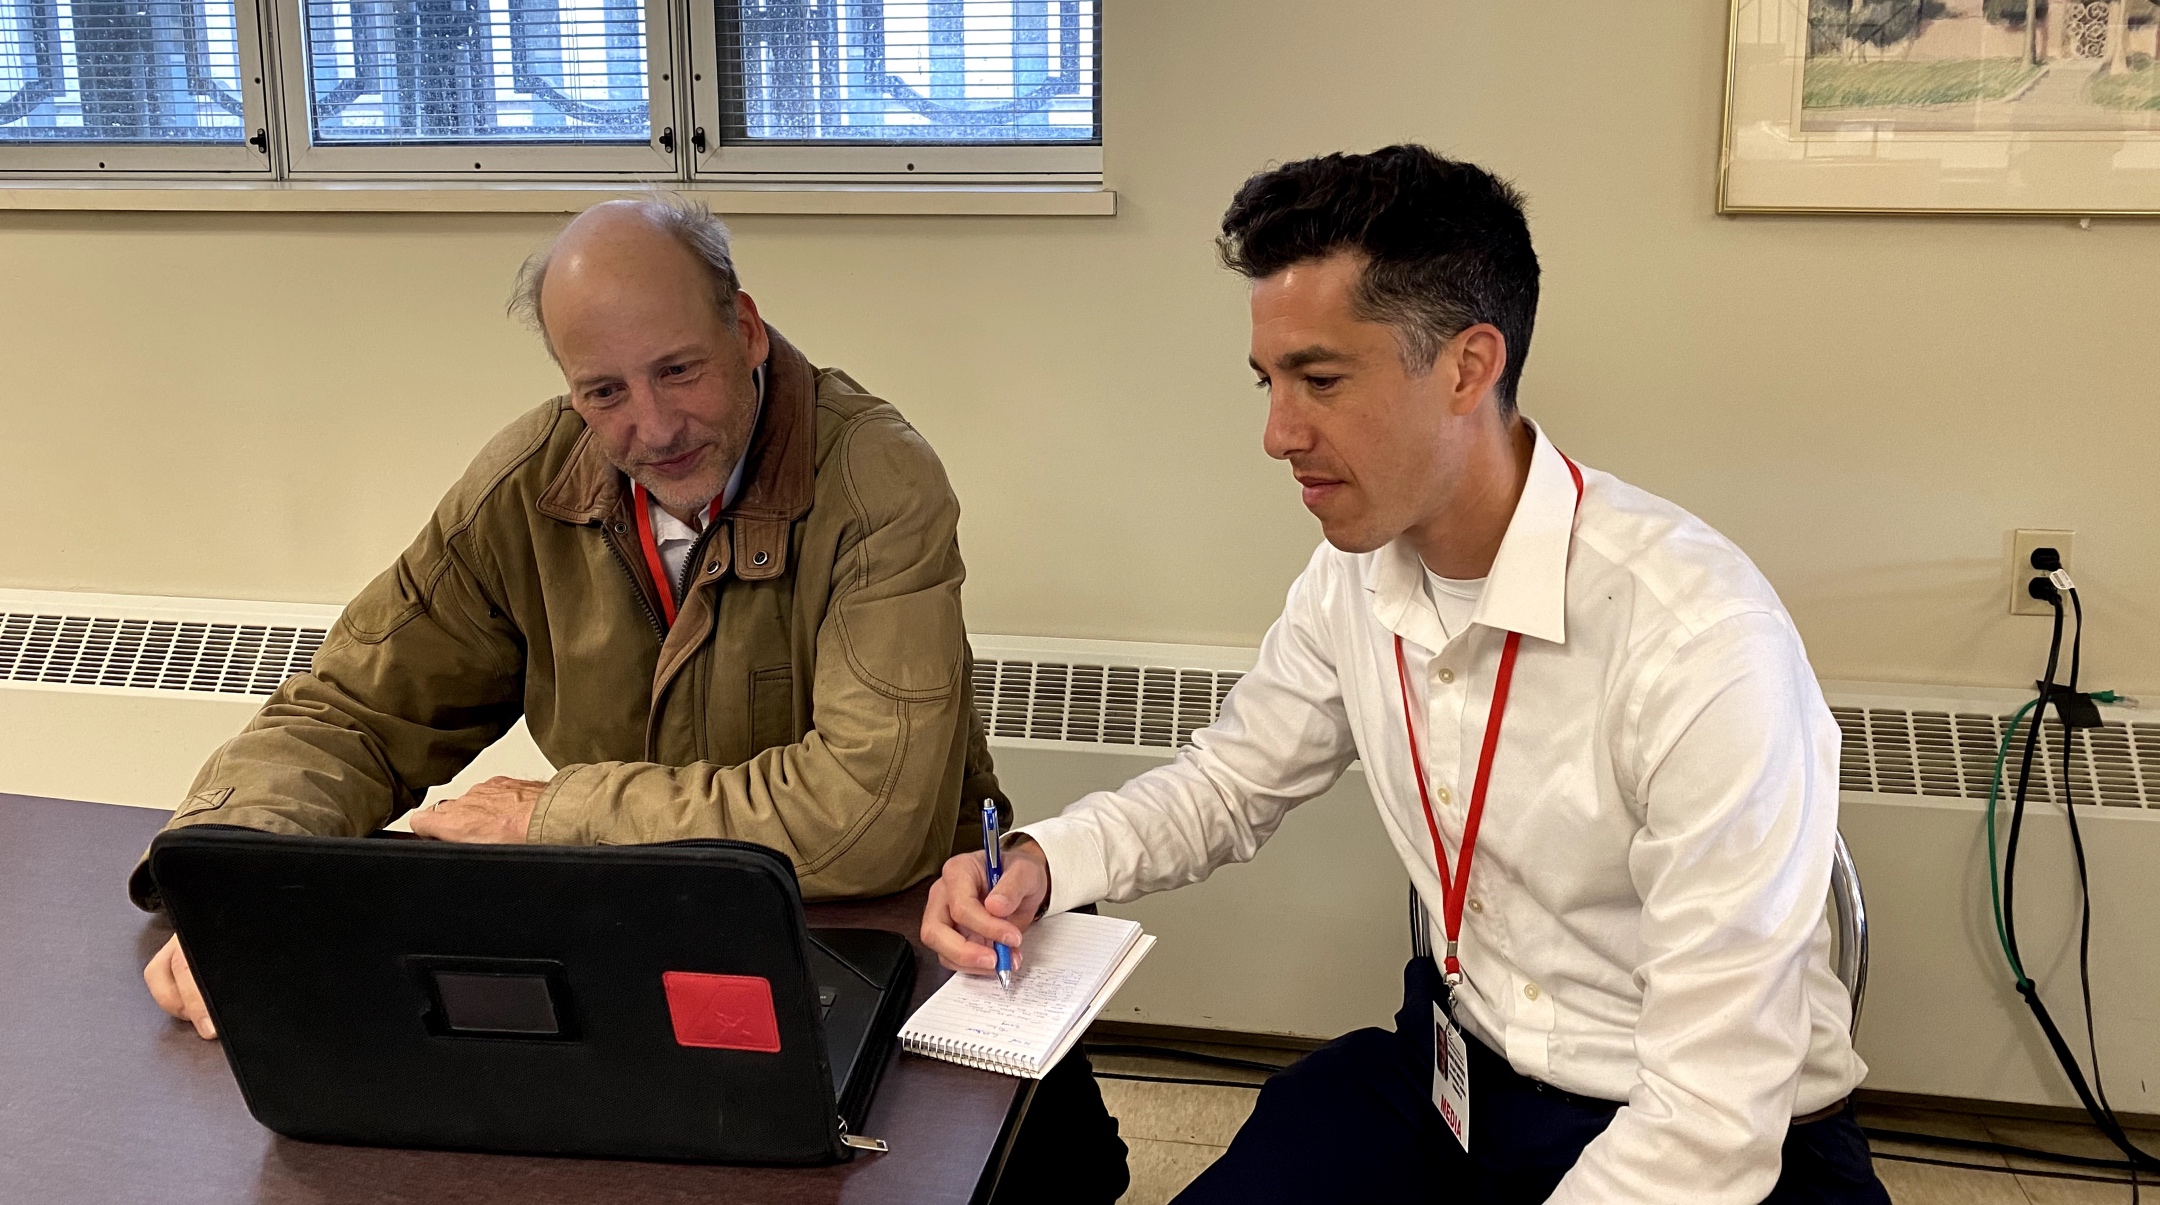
[899,912,1155,1079]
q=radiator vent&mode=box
[0,613,326,696]
[973,659,1242,749]
[2,591,2153,811]
[1830,706,2160,809]
[973,654,2160,808]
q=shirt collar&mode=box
[1369,419,1578,650]
[648,503,701,544]
[719,363,767,512]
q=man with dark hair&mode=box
[922,146,1887,1202]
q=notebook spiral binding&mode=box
[900,1032,1039,1076]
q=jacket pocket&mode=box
[749,665,795,755]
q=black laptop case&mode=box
[146,826,914,1165]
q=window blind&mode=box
[0,0,247,141]
[719,0,1098,144]
[302,0,651,144]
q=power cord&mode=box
[1991,560,2159,1193]
[1082,1043,1293,1076]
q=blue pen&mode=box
[981,799,1015,990]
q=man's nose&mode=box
[626,383,688,450]
[1261,389,1309,462]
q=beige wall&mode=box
[6,2,2158,694]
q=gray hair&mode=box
[507,191,741,349]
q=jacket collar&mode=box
[536,323,818,532]
[1369,418,1577,652]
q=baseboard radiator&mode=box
[3,588,2154,1113]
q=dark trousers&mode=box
[990,1044,1131,1205]
[1177,958,1890,1205]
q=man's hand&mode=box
[144,934,217,1040]
[409,776,547,844]
[921,837,1052,975]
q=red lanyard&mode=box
[1395,454,1583,986]
[629,482,724,629]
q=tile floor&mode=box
[1086,1043,2159,1205]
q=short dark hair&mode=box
[1218,145,1540,410]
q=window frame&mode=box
[683,0,1101,184]
[0,0,276,176]
[269,0,681,178]
[0,0,1108,185]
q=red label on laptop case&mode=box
[661,972,783,1053]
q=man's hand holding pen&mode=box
[922,833,1053,979]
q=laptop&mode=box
[146,825,914,1165]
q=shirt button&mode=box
[1523,982,1541,1001]
[1467,897,1483,913]
[1436,786,1453,806]
[1437,668,1456,684]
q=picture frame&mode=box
[1720,0,2160,215]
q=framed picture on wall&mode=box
[1721,0,2160,214]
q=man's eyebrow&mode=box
[1257,345,1355,374]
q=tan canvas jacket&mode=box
[130,327,1004,909]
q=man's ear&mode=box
[1444,324,1509,417]
[734,291,771,369]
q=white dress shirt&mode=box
[1017,422,1865,1203]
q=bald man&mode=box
[130,195,1129,1202]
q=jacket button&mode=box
[613,522,627,534]
[706,562,719,575]
[753,550,769,567]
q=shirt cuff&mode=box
[1011,814,1111,917]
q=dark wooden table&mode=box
[0,794,1031,1204]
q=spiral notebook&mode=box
[898,912,1155,1079]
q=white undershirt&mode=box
[1423,566,1487,643]
[646,365,765,593]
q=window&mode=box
[273,0,677,173]
[0,0,1099,181]
[696,1,1099,178]
[0,0,271,172]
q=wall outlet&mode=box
[2009,529,2075,616]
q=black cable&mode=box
[1862,1126,2139,1171]
[1999,587,2063,980]
[1998,584,2160,1180]
[1083,1043,1295,1076]
[1093,1071,1265,1090]
[2057,592,2104,1125]
[2055,588,2146,1201]
[1871,1150,2135,1186]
